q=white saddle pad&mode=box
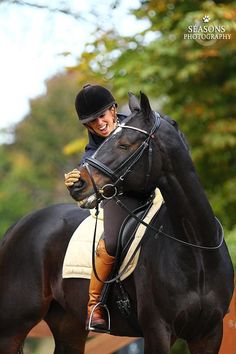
[62,189,163,281]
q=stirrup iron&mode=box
[88,302,111,333]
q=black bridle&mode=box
[83,112,161,201]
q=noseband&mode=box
[83,112,161,202]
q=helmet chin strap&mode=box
[85,125,96,135]
[113,116,119,127]
[111,105,118,125]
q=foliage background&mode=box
[0,1,235,353]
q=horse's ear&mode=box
[140,92,152,120]
[128,92,140,113]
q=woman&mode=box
[65,84,145,332]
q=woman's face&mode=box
[86,106,117,137]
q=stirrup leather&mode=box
[88,302,111,333]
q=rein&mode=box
[115,197,224,250]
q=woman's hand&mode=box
[64,169,81,187]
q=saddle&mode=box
[116,199,154,265]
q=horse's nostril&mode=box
[74,179,86,190]
[69,178,87,201]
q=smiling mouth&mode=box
[99,124,108,133]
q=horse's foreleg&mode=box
[187,321,223,354]
[143,327,170,354]
[0,334,26,354]
[45,301,88,354]
[136,288,171,353]
[17,345,24,354]
[138,312,171,354]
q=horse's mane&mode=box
[161,114,190,152]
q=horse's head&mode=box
[71,92,181,208]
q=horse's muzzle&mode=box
[75,179,87,190]
[69,179,87,201]
[78,194,97,209]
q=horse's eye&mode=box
[119,144,129,150]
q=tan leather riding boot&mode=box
[87,239,115,332]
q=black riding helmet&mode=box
[75,84,117,124]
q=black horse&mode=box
[0,92,234,354]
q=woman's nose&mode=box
[95,116,105,125]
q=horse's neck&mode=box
[158,143,217,246]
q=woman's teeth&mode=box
[100,125,107,131]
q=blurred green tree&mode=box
[0,73,86,235]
